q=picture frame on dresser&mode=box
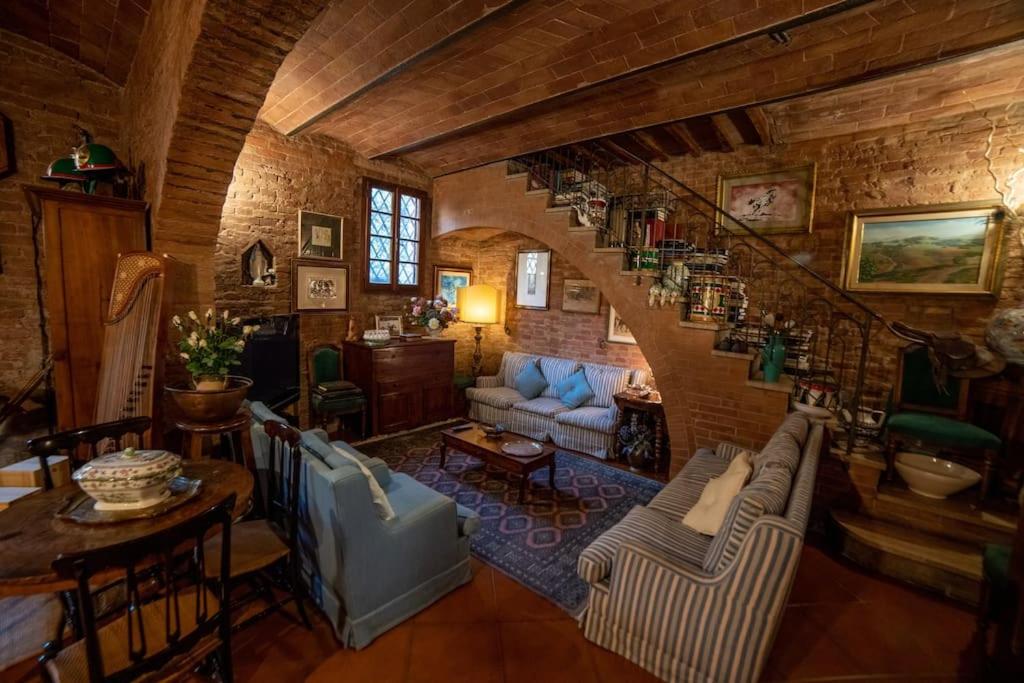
[515,248,551,310]
[298,209,343,260]
[293,258,349,312]
[375,315,403,337]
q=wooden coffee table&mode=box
[439,423,556,504]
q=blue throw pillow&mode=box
[515,362,548,399]
[555,368,595,409]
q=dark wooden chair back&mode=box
[51,494,236,683]
[894,344,970,419]
[261,420,303,551]
[27,416,152,490]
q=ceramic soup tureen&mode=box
[73,448,182,511]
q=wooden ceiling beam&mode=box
[744,106,775,146]
[710,113,744,152]
[662,122,703,157]
[632,130,674,160]
[618,132,665,162]
[597,138,638,163]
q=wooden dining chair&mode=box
[43,494,236,683]
[203,419,311,630]
[27,416,152,490]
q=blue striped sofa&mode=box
[578,414,821,682]
[466,351,648,459]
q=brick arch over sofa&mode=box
[434,163,790,476]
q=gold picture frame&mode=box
[716,164,816,234]
[842,200,1006,295]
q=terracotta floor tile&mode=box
[414,563,497,624]
[501,619,599,683]
[587,641,661,682]
[786,545,862,605]
[306,622,412,683]
[763,605,862,680]
[491,568,574,622]
[406,622,503,683]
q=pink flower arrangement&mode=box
[406,296,457,332]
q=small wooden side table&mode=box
[174,410,255,471]
[613,390,669,474]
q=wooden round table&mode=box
[0,459,253,597]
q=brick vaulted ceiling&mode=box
[0,0,151,85]
[262,0,1024,176]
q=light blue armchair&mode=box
[248,402,479,648]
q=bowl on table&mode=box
[482,425,505,440]
[73,448,183,511]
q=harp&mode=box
[93,252,187,445]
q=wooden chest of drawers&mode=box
[343,338,455,436]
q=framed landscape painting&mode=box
[433,264,472,308]
[717,164,815,234]
[844,201,1005,295]
[298,210,343,260]
[293,259,349,312]
[562,279,600,314]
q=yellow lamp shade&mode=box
[457,284,501,325]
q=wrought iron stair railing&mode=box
[508,141,889,446]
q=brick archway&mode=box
[435,163,790,475]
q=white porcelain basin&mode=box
[894,451,981,499]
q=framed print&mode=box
[843,201,1005,295]
[433,264,472,307]
[292,258,348,312]
[298,209,343,260]
[562,279,600,314]
[0,113,13,180]
[717,164,815,234]
[607,306,637,345]
[375,314,403,337]
[515,249,551,309]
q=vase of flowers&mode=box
[406,297,457,336]
[164,309,257,422]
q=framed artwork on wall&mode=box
[562,279,600,314]
[515,248,551,309]
[843,200,1006,295]
[433,265,472,307]
[607,306,636,345]
[0,113,14,180]
[293,258,348,312]
[716,164,815,234]
[375,314,403,337]
[298,209,343,260]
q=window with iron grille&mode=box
[364,180,427,291]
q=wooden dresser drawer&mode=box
[374,343,453,380]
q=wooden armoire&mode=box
[25,187,149,431]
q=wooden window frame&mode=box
[363,178,429,293]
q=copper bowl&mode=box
[165,376,253,423]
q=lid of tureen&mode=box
[73,449,182,481]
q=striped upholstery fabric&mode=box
[474,375,502,389]
[629,368,650,386]
[468,400,509,427]
[539,357,580,399]
[465,386,525,409]
[675,448,730,484]
[752,431,801,478]
[513,397,569,417]
[579,418,823,683]
[501,352,539,388]
[776,413,809,446]
[715,441,751,462]
[581,363,631,408]
[577,506,710,585]
[647,472,705,520]
[552,407,618,458]
[509,407,558,441]
[555,406,616,433]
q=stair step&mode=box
[506,172,528,181]
[678,320,729,331]
[746,375,793,394]
[569,226,599,233]
[865,482,1015,547]
[620,269,661,277]
[525,188,550,197]
[711,349,756,362]
[593,247,625,254]
[831,509,982,605]
[546,205,572,213]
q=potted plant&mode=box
[406,297,457,336]
[165,309,258,422]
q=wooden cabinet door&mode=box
[377,385,422,434]
[422,374,453,424]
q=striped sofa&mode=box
[578,414,821,682]
[466,351,647,459]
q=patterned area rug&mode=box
[357,425,663,614]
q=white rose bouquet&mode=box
[173,308,258,387]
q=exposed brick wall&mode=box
[0,30,123,396]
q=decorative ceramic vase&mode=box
[73,449,182,510]
[193,374,228,392]
[165,376,253,423]
[761,334,786,383]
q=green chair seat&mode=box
[887,412,1001,450]
[312,394,365,413]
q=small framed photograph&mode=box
[433,265,472,307]
[515,249,551,309]
[717,164,815,234]
[375,314,403,337]
[607,306,636,345]
[843,201,1006,295]
[562,279,600,314]
[293,258,348,312]
[298,209,343,260]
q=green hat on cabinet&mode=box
[73,142,119,171]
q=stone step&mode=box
[830,509,983,605]
[864,482,1015,547]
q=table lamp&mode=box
[457,284,501,376]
